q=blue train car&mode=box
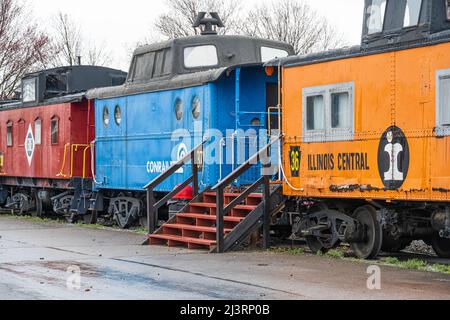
[88,15,294,227]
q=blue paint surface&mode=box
[94,66,277,193]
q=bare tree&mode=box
[50,12,112,67]
[155,0,242,39]
[241,0,345,55]
[0,0,51,99]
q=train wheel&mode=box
[32,194,43,218]
[350,206,382,260]
[305,236,329,254]
[431,233,450,258]
[83,211,98,225]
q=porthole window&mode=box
[103,107,110,127]
[114,105,122,125]
[175,99,183,121]
[192,97,201,119]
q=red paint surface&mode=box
[0,99,94,180]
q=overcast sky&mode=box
[30,0,364,71]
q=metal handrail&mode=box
[145,140,207,234]
[213,135,280,253]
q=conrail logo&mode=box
[377,126,410,190]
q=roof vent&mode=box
[193,12,224,35]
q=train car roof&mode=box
[1,65,127,110]
[269,0,450,68]
[88,34,294,100]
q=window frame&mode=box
[367,0,388,35]
[402,0,423,29]
[260,46,289,63]
[18,119,25,146]
[183,44,219,69]
[446,0,450,21]
[6,121,13,147]
[50,116,59,145]
[35,118,42,146]
[436,68,450,136]
[302,82,355,143]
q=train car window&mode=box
[103,107,110,127]
[184,45,218,68]
[403,0,422,28]
[153,50,165,78]
[192,97,201,119]
[22,78,36,103]
[303,83,354,142]
[6,122,12,147]
[306,95,325,131]
[367,0,387,34]
[18,119,25,146]
[331,93,351,129]
[51,118,59,145]
[46,74,67,93]
[447,0,450,20]
[132,52,155,81]
[162,49,172,76]
[437,70,450,133]
[261,47,289,63]
[175,99,183,121]
[114,106,122,125]
[35,118,42,145]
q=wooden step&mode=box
[204,192,263,199]
[190,203,257,211]
[177,213,244,223]
[164,224,232,234]
[149,234,216,246]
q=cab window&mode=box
[132,52,155,82]
[367,0,387,34]
[51,117,59,145]
[131,49,171,81]
[261,47,289,63]
[184,45,218,68]
[403,0,422,28]
[447,0,450,20]
[437,69,450,136]
[6,121,12,147]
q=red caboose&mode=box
[0,66,126,220]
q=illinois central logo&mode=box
[377,126,410,190]
[25,124,35,166]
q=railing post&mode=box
[147,187,156,234]
[262,168,271,250]
[216,187,224,253]
[192,152,199,197]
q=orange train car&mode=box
[277,0,450,258]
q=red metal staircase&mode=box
[149,192,263,250]
[144,137,283,253]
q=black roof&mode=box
[88,35,294,99]
[269,0,450,68]
[1,65,127,109]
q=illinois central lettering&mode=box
[308,153,370,171]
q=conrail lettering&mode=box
[308,153,370,171]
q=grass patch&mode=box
[325,249,345,259]
[5,214,64,225]
[380,257,450,274]
[269,247,305,255]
